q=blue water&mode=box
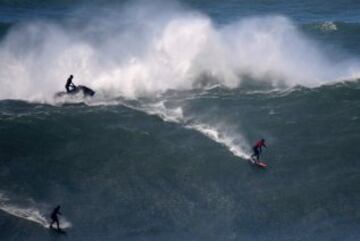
[0,1,359,241]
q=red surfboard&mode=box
[249,158,267,168]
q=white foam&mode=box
[186,123,250,159]
[319,21,338,32]
[144,101,184,123]
[127,99,251,159]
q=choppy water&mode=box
[0,1,359,241]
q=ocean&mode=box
[0,1,359,240]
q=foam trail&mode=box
[186,123,250,159]
[127,100,251,159]
[0,194,71,229]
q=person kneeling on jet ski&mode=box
[65,75,76,93]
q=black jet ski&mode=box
[55,85,95,98]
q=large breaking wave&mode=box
[0,0,359,102]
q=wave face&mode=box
[1,81,360,241]
[1,1,360,241]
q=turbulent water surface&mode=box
[0,1,359,241]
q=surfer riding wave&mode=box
[251,138,266,163]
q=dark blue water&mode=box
[0,1,359,241]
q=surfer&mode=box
[65,75,76,93]
[251,138,266,162]
[49,205,62,231]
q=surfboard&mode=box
[249,158,267,168]
[50,228,67,234]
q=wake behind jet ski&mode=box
[55,75,95,98]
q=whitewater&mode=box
[0,1,359,101]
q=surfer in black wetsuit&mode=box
[65,75,76,93]
[50,205,62,231]
[251,138,266,162]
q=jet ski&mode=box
[55,85,95,98]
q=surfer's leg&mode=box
[50,219,55,229]
[251,147,256,159]
[55,219,60,231]
[253,148,260,161]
